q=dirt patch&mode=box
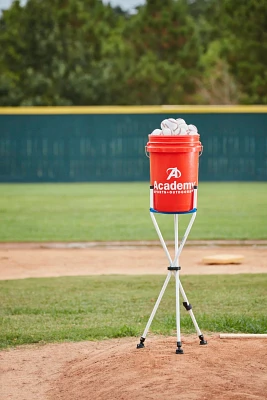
[1,336,267,400]
[0,245,267,280]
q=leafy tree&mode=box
[120,0,202,104]
[195,40,240,104]
[188,0,267,104]
[220,0,267,104]
[0,0,126,105]
[0,0,266,105]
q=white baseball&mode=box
[160,119,169,130]
[173,118,187,135]
[151,128,163,135]
[166,118,178,133]
[176,118,186,125]
[178,123,189,135]
[188,124,198,134]
[162,126,172,135]
[173,126,181,135]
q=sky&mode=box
[0,0,145,12]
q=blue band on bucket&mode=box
[150,207,197,215]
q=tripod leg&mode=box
[179,281,207,345]
[172,212,196,268]
[174,215,183,354]
[150,212,173,265]
[175,270,183,354]
[137,271,172,349]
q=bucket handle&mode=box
[145,146,150,158]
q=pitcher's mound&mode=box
[2,336,267,400]
[51,336,266,400]
[202,254,244,264]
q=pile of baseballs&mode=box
[151,118,198,136]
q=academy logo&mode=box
[166,167,182,180]
[153,166,195,194]
[154,181,195,192]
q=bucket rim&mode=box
[148,134,200,140]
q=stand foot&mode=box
[176,341,184,354]
[199,334,208,345]
[137,337,145,349]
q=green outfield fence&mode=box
[0,105,266,182]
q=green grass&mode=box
[0,274,266,349]
[0,182,266,241]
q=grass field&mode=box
[0,182,267,241]
[0,274,266,349]
[1,182,266,350]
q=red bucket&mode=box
[146,135,203,213]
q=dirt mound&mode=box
[2,336,266,400]
[49,336,267,400]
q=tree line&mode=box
[0,0,266,106]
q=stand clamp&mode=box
[168,266,181,271]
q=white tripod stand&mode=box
[137,185,207,354]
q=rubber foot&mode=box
[176,348,184,354]
[137,342,145,349]
[199,335,207,345]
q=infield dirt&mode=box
[1,243,267,280]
